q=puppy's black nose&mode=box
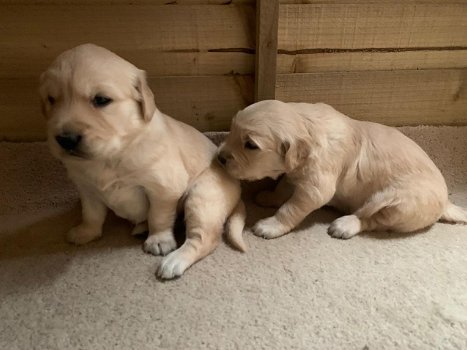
[217,153,227,166]
[55,133,82,151]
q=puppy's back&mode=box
[164,114,217,178]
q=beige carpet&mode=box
[1,127,467,350]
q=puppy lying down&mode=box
[39,44,246,279]
[218,100,467,239]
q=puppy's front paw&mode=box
[157,250,191,280]
[328,215,361,239]
[143,230,177,256]
[66,224,102,245]
[253,216,288,239]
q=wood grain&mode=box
[0,4,255,78]
[150,75,254,130]
[0,75,253,141]
[2,0,466,139]
[255,0,279,101]
[280,1,467,4]
[277,50,467,73]
[279,3,467,50]
[1,50,254,79]
[0,0,254,4]
[276,69,467,125]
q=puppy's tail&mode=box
[440,201,467,224]
[225,200,247,252]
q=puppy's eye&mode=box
[244,140,259,150]
[47,95,56,105]
[92,95,113,108]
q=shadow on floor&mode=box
[0,203,145,262]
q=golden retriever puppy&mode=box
[39,44,246,279]
[218,100,467,239]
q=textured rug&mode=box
[1,127,466,350]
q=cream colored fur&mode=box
[218,100,467,239]
[39,44,246,279]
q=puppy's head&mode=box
[39,43,157,161]
[217,100,312,181]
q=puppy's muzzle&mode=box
[55,132,82,151]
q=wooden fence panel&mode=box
[276,69,467,125]
[279,4,467,50]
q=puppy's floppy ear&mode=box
[281,138,310,172]
[135,70,156,122]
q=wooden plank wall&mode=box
[0,0,255,140]
[276,0,467,125]
[1,0,466,140]
[254,0,279,101]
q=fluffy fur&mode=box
[218,100,467,239]
[40,44,246,279]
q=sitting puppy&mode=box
[218,100,467,239]
[40,44,246,279]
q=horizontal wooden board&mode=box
[2,50,254,79]
[0,1,254,4]
[150,75,253,130]
[276,69,467,125]
[0,75,253,141]
[0,4,255,78]
[145,52,254,76]
[279,4,467,50]
[280,1,467,4]
[277,50,467,73]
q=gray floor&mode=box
[1,127,467,350]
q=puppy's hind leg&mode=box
[131,221,148,236]
[328,215,367,239]
[328,189,400,239]
[157,220,222,280]
[157,166,237,279]
[157,198,224,279]
[328,185,445,239]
